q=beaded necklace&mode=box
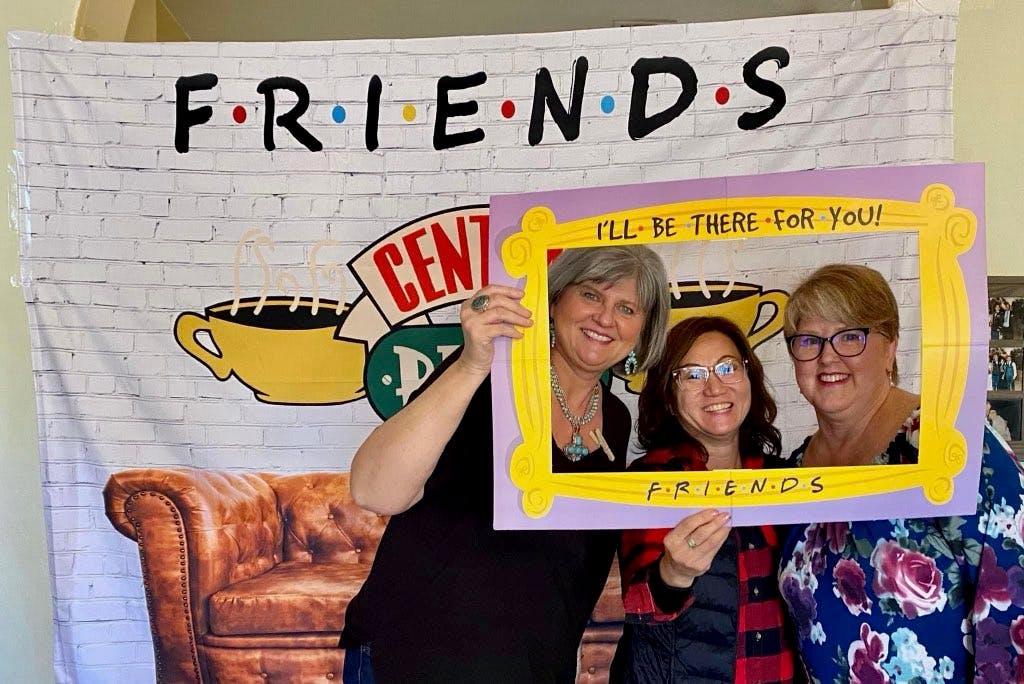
[550,365,600,461]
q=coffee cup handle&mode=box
[173,312,233,380]
[747,290,790,349]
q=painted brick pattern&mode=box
[9,1,957,679]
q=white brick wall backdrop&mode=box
[9,1,956,681]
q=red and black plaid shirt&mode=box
[619,444,801,684]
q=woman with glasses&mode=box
[777,263,1024,682]
[611,316,802,683]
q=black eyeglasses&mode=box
[785,327,872,361]
[672,358,747,389]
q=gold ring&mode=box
[686,537,698,549]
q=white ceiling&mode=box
[161,0,894,41]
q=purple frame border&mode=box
[489,163,987,530]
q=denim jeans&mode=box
[343,643,376,684]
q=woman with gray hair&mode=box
[340,245,669,683]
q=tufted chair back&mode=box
[259,472,386,565]
[104,468,388,683]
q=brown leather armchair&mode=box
[104,468,623,683]
[579,560,625,684]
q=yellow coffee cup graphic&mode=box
[619,281,789,393]
[174,297,366,405]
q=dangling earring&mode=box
[623,349,638,375]
[549,318,555,349]
[887,368,895,386]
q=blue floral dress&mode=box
[778,411,1024,683]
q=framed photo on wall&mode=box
[988,277,1024,452]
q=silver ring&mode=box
[470,295,490,313]
[686,537,698,549]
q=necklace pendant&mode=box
[564,433,589,462]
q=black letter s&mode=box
[738,46,789,130]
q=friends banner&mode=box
[9,1,960,680]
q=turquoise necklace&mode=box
[550,365,601,461]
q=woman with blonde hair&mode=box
[777,264,1024,683]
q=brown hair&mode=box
[783,263,900,383]
[637,315,781,459]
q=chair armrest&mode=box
[104,468,283,683]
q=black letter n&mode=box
[528,57,588,146]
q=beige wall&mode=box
[0,1,1020,680]
[1,3,79,682]
[954,1,1024,276]
[159,0,891,41]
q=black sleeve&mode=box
[648,556,693,614]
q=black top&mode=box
[342,357,629,683]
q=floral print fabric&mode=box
[779,417,1024,683]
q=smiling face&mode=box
[550,278,645,378]
[790,316,897,421]
[672,331,751,453]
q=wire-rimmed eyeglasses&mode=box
[671,358,748,389]
[785,327,872,362]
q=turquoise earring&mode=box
[623,350,638,375]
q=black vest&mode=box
[612,533,740,684]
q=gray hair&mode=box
[548,246,669,371]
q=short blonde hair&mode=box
[783,263,900,383]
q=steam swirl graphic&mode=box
[232,229,274,316]
[276,272,301,312]
[309,239,346,316]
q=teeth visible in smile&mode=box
[582,329,612,342]
[705,403,731,412]
[819,373,847,383]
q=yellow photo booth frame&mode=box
[500,185,976,519]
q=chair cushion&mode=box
[208,561,368,636]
